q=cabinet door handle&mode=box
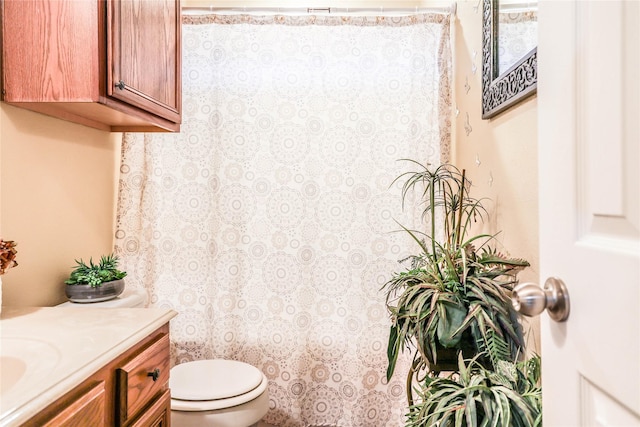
[147,368,160,382]
[115,80,126,90]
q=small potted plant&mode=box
[65,253,127,303]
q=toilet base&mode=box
[171,389,269,427]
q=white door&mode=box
[538,0,640,425]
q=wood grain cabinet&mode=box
[1,0,181,132]
[41,382,107,427]
[23,324,172,427]
[117,334,171,426]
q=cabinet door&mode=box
[42,381,106,427]
[1,0,100,102]
[117,333,170,425]
[129,389,171,427]
[108,0,181,123]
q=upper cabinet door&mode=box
[1,0,100,102]
[108,0,181,124]
[1,0,181,132]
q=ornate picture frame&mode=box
[482,0,537,119]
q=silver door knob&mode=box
[512,277,570,322]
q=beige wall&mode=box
[453,2,540,351]
[0,105,120,306]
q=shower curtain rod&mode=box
[182,3,457,16]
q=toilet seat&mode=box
[170,359,268,412]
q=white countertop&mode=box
[0,306,177,427]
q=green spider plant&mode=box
[383,162,530,390]
[406,354,542,427]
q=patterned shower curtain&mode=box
[115,13,451,426]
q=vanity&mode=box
[0,307,177,426]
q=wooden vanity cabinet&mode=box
[41,381,107,427]
[117,334,171,425]
[0,0,181,132]
[23,324,172,427]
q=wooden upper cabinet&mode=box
[108,0,181,124]
[1,0,181,132]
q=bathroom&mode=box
[1,0,637,426]
[0,1,538,425]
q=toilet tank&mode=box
[56,288,147,308]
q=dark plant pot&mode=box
[65,279,125,303]
[429,332,487,373]
[429,345,475,372]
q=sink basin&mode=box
[0,356,27,394]
[0,337,61,398]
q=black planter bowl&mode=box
[65,279,125,303]
[428,332,489,373]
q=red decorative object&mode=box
[0,240,18,275]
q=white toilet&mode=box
[170,359,269,427]
[57,288,269,427]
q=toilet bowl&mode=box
[170,359,269,427]
[57,287,268,426]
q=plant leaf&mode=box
[386,324,401,381]
[436,301,467,347]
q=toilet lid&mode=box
[170,359,264,401]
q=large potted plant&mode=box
[407,354,542,426]
[65,253,127,303]
[383,162,540,423]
